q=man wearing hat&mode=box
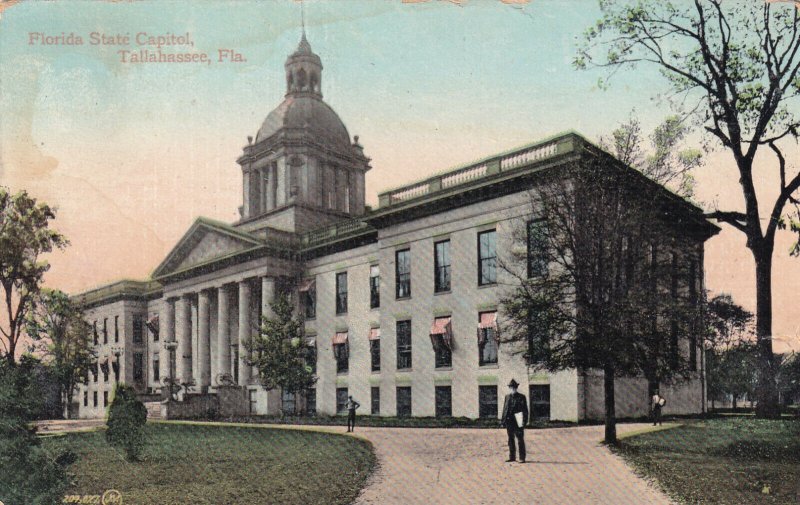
[501,378,529,463]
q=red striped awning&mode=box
[429,317,453,351]
[478,311,497,329]
[332,332,348,345]
[368,328,381,341]
[298,278,316,292]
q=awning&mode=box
[477,312,500,345]
[298,278,316,292]
[429,317,453,351]
[146,315,159,335]
[478,311,497,329]
[332,332,348,345]
[368,328,381,341]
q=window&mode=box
[478,312,498,366]
[526,311,549,366]
[102,360,109,382]
[333,333,349,374]
[103,318,108,344]
[249,389,257,414]
[93,321,98,345]
[431,317,453,369]
[530,385,550,420]
[336,388,349,415]
[395,249,411,298]
[282,390,296,415]
[527,219,548,277]
[396,320,412,370]
[153,357,160,382]
[93,391,98,407]
[133,352,144,384]
[133,315,144,344]
[305,389,316,415]
[335,272,348,314]
[93,362,98,383]
[103,391,108,407]
[479,385,498,419]
[434,240,451,292]
[371,387,380,415]
[370,265,380,308]
[435,386,452,418]
[370,339,381,372]
[150,315,159,341]
[689,260,698,372]
[478,230,497,285]
[83,391,88,407]
[305,343,317,374]
[114,315,119,343]
[302,279,316,319]
[396,387,412,417]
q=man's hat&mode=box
[508,379,519,388]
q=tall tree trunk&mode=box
[603,362,617,445]
[732,394,737,411]
[753,249,780,418]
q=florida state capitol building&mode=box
[73,33,718,421]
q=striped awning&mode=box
[478,311,497,329]
[298,278,316,292]
[332,332,348,345]
[368,328,381,341]
[429,317,453,351]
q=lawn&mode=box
[42,422,376,505]
[615,417,800,504]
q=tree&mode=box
[0,187,68,365]
[106,383,147,461]
[601,114,701,199]
[577,0,800,418]
[25,289,95,419]
[704,293,755,409]
[0,356,74,505]
[246,293,316,414]
[499,151,705,444]
[777,352,800,407]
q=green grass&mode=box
[42,423,376,505]
[614,417,800,504]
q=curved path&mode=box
[36,419,673,504]
[350,424,673,505]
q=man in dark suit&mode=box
[501,379,528,463]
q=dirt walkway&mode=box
[36,419,672,504]
[350,424,673,505]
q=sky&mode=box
[0,0,798,352]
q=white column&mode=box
[238,280,252,385]
[261,277,276,320]
[216,285,231,383]
[176,295,193,384]
[198,290,211,388]
[159,299,175,387]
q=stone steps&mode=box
[144,401,163,420]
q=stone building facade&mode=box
[73,34,718,421]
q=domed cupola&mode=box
[235,31,371,234]
[285,32,323,98]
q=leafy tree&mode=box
[0,187,68,365]
[704,293,755,409]
[777,352,800,407]
[106,383,147,461]
[0,356,74,505]
[246,294,317,413]
[577,0,800,418]
[601,114,701,199]
[499,151,705,444]
[25,289,95,419]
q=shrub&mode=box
[0,358,71,505]
[106,383,147,461]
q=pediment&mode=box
[152,218,264,278]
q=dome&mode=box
[255,95,352,147]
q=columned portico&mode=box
[238,280,252,385]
